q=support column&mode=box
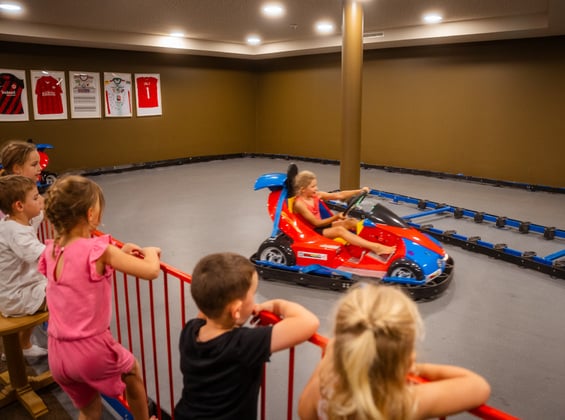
[340,0,364,190]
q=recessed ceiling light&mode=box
[247,35,261,46]
[169,32,185,38]
[262,3,284,17]
[160,36,184,48]
[0,3,22,13]
[423,14,443,24]
[315,21,335,34]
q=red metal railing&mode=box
[37,223,519,420]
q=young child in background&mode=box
[174,252,320,420]
[0,140,42,180]
[292,170,396,257]
[0,140,44,226]
[0,175,48,357]
[298,283,491,420]
[39,175,161,420]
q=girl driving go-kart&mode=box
[251,163,454,300]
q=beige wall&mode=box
[255,38,565,187]
[0,44,256,173]
[255,58,342,160]
[1,37,564,187]
[360,40,565,186]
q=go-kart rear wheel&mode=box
[257,237,296,266]
[42,172,57,185]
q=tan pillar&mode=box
[340,0,364,190]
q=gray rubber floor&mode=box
[90,157,565,420]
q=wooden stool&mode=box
[0,311,53,419]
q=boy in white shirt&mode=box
[0,175,48,357]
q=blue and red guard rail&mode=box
[355,190,565,280]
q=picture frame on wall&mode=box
[69,71,101,119]
[134,73,162,116]
[103,72,132,117]
[30,70,68,120]
[0,69,30,122]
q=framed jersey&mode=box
[134,73,162,116]
[0,69,30,122]
[30,70,68,120]
[69,71,101,119]
[104,72,132,117]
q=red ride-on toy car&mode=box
[251,164,454,300]
[32,141,58,192]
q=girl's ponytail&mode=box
[322,283,422,420]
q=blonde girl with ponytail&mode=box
[298,284,490,420]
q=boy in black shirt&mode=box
[174,252,319,420]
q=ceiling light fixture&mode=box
[262,3,284,17]
[169,32,185,38]
[247,35,261,46]
[0,3,22,12]
[423,14,443,24]
[315,21,334,34]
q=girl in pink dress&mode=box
[39,175,160,420]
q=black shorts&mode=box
[314,225,330,235]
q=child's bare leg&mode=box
[19,327,33,349]
[369,242,396,255]
[122,359,151,420]
[78,394,102,420]
[332,218,358,231]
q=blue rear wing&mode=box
[254,172,286,191]
[254,172,289,238]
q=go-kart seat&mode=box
[286,196,349,245]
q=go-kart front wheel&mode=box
[386,258,424,280]
[257,237,296,266]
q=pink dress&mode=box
[295,195,322,219]
[38,235,134,408]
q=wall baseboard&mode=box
[79,153,565,194]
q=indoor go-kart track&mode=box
[52,157,565,419]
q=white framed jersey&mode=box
[104,73,132,117]
[70,71,101,118]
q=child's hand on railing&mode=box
[119,243,161,260]
[121,242,144,256]
[250,306,280,326]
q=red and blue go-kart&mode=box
[250,164,454,300]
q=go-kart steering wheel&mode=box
[343,190,367,217]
